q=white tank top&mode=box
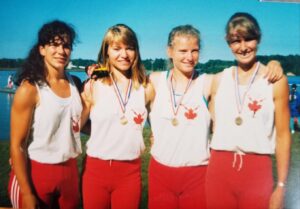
[211,67,276,154]
[28,73,83,163]
[150,71,211,167]
[87,81,147,160]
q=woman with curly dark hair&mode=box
[8,20,82,209]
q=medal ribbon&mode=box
[168,70,194,117]
[110,73,132,114]
[234,62,260,114]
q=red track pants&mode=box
[82,156,142,209]
[205,150,273,209]
[8,159,79,209]
[148,157,207,209]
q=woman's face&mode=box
[168,35,199,75]
[39,36,71,71]
[107,41,136,73]
[229,34,258,66]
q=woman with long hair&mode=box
[8,20,82,209]
[81,24,147,209]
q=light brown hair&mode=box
[225,12,261,44]
[97,24,146,88]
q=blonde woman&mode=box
[81,24,147,209]
[146,24,284,209]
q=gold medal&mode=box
[120,116,128,125]
[234,62,260,127]
[235,116,243,126]
[171,118,178,126]
[168,70,194,128]
[110,74,132,126]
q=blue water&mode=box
[0,70,299,140]
[0,70,87,140]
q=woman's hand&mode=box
[85,64,109,80]
[269,186,285,209]
[85,64,100,78]
[265,60,284,83]
[22,193,39,209]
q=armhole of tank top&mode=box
[151,71,168,108]
[164,70,170,84]
[156,71,168,92]
[200,74,208,107]
[215,67,231,96]
[140,84,146,104]
[34,82,41,107]
[66,72,74,85]
[66,72,86,104]
[166,69,170,79]
[65,72,75,94]
[202,96,208,108]
[199,74,209,108]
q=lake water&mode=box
[0,70,87,140]
[0,70,300,140]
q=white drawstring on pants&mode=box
[232,151,245,171]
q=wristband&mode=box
[277,181,286,187]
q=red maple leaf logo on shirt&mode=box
[184,108,197,120]
[71,117,80,133]
[133,114,144,125]
[248,100,262,117]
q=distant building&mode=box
[287,72,296,76]
[66,61,85,70]
[67,61,76,69]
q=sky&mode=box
[0,0,299,63]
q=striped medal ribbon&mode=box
[234,62,260,126]
[110,73,132,125]
[168,70,194,126]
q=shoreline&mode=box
[0,88,15,94]
[0,68,85,72]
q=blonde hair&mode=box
[166,24,201,69]
[97,24,146,88]
[168,24,201,48]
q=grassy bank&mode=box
[1,128,299,209]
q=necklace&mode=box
[168,70,194,126]
[110,73,132,125]
[234,62,260,126]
